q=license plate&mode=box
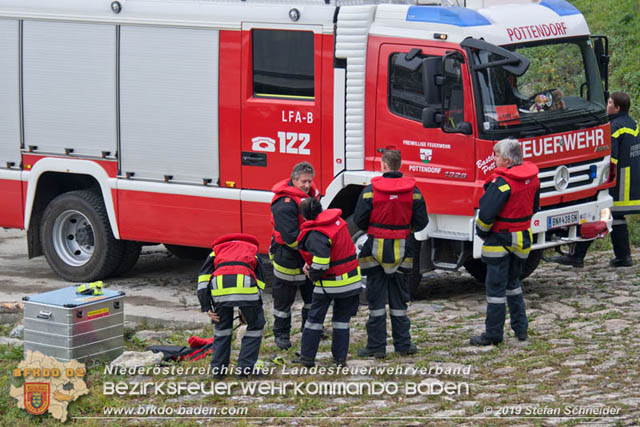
[547,211,579,229]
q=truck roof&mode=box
[372,0,589,45]
[1,0,588,44]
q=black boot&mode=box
[292,353,315,367]
[396,343,418,356]
[547,254,584,268]
[274,335,291,350]
[610,256,633,267]
[357,347,386,359]
[470,333,502,346]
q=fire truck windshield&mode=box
[470,37,607,138]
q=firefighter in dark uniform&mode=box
[354,149,428,358]
[550,92,640,268]
[471,139,540,346]
[292,198,361,367]
[270,161,320,350]
[197,233,266,377]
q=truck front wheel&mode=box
[40,190,123,282]
[463,249,543,284]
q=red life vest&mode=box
[297,209,359,278]
[270,179,319,246]
[368,175,416,239]
[489,162,539,232]
[211,233,259,281]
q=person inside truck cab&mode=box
[550,91,639,268]
[270,161,320,350]
[471,138,540,346]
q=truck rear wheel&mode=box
[111,241,142,277]
[40,190,123,282]
[463,249,543,284]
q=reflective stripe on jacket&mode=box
[297,209,362,296]
[610,112,640,214]
[209,233,264,304]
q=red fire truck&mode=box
[0,0,614,291]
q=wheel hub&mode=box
[52,210,95,267]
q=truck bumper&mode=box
[473,190,613,258]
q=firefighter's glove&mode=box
[76,281,104,296]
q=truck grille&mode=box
[538,158,604,196]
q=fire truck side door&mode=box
[375,44,476,216]
[240,25,323,191]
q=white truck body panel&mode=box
[119,25,220,184]
[0,19,20,168]
[23,21,117,158]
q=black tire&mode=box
[463,249,543,283]
[40,190,124,282]
[111,241,142,277]
[164,244,210,260]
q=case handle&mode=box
[37,311,52,319]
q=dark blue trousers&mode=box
[272,279,314,338]
[211,304,265,374]
[484,253,528,341]
[300,293,359,362]
[364,268,412,353]
[573,213,630,259]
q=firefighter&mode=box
[550,92,639,268]
[354,149,428,359]
[196,233,266,378]
[270,161,320,350]
[292,198,361,367]
[471,138,540,346]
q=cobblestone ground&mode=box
[215,248,640,425]
[2,229,639,425]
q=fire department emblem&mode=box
[24,383,50,415]
[420,148,432,164]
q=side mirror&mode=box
[461,37,530,77]
[592,35,609,99]
[422,107,443,128]
[393,48,423,72]
[592,36,609,79]
[422,57,444,105]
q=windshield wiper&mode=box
[519,114,552,134]
[573,108,605,126]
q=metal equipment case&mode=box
[23,287,125,362]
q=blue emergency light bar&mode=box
[540,0,581,17]
[406,6,490,27]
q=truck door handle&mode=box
[242,151,267,167]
